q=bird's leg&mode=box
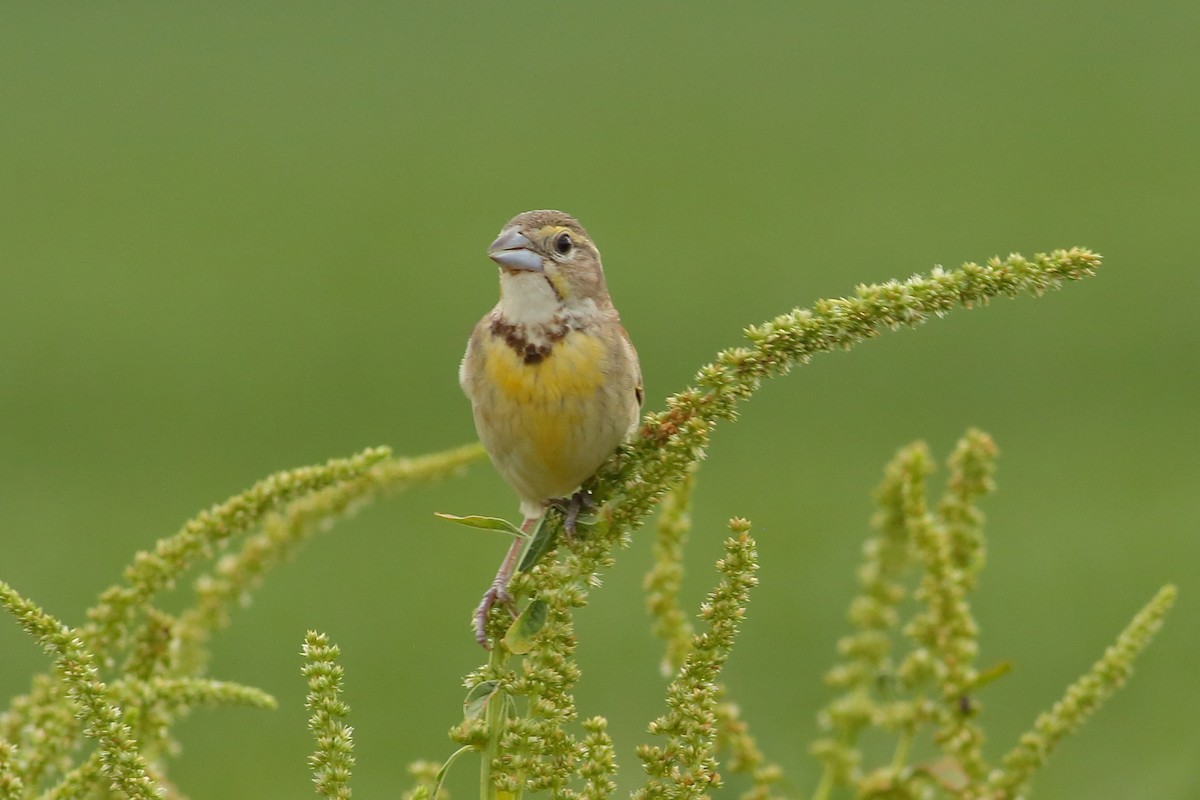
[473,516,538,648]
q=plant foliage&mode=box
[1,246,1173,800]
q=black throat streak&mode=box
[491,317,569,365]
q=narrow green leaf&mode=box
[434,513,527,538]
[504,600,549,655]
[517,515,554,572]
[971,660,1013,689]
[463,680,500,720]
[432,745,474,800]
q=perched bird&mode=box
[460,210,643,647]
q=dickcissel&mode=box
[460,210,643,646]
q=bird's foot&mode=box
[473,581,516,649]
[547,490,595,541]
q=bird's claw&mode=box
[548,490,594,541]
[473,583,516,648]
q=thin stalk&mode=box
[480,649,505,800]
[891,727,913,772]
[811,765,836,800]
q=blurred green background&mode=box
[2,3,1197,798]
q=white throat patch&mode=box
[498,271,561,325]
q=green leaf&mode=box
[434,513,528,538]
[463,680,500,720]
[517,515,554,572]
[971,660,1014,689]
[504,600,549,655]
[432,745,474,800]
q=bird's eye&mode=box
[554,232,573,255]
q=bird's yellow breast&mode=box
[476,329,613,491]
[482,330,607,405]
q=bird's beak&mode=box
[487,228,543,272]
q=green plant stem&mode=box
[481,646,507,800]
[811,765,835,800]
[891,728,913,772]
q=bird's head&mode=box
[488,210,611,316]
